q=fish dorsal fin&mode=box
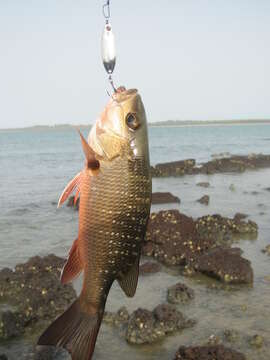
[78,130,100,171]
[61,238,83,284]
[58,172,82,208]
[117,257,140,297]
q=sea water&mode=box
[1,124,270,359]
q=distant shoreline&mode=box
[1,119,270,131]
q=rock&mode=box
[151,159,197,177]
[143,210,256,283]
[193,247,253,284]
[234,213,248,221]
[167,283,195,304]
[152,192,180,204]
[249,334,264,348]
[0,355,8,360]
[143,210,257,271]
[196,214,258,245]
[0,255,76,338]
[212,152,231,159]
[126,304,194,344]
[174,345,246,360]
[223,329,240,343]
[151,154,270,177]
[126,308,164,344]
[207,334,221,345]
[229,184,236,191]
[104,306,130,327]
[0,310,24,340]
[196,182,210,188]
[33,347,67,360]
[264,187,270,191]
[197,195,209,205]
[153,304,192,332]
[261,245,270,255]
[143,210,214,267]
[67,195,79,210]
[139,262,162,275]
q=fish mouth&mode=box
[113,88,138,104]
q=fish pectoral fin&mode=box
[58,172,82,208]
[60,238,83,284]
[117,257,140,297]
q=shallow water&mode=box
[1,126,270,359]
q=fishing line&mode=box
[101,0,117,93]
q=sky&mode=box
[0,0,270,128]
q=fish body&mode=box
[38,88,151,360]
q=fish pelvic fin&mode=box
[117,257,140,297]
[37,298,103,360]
[60,238,83,284]
[58,172,82,208]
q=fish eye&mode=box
[126,113,140,130]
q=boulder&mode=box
[143,210,256,284]
[0,255,76,338]
[33,347,67,360]
[174,345,246,360]
[151,154,270,177]
[104,306,130,327]
[139,262,162,276]
[196,182,210,188]
[261,245,270,255]
[167,283,195,304]
[126,304,194,344]
[126,308,164,344]
[233,213,248,221]
[193,247,253,284]
[151,159,196,177]
[0,310,24,340]
[143,210,214,266]
[197,195,209,205]
[152,192,180,204]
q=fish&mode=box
[37,87,152,360]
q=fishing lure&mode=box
[102,0,117,91]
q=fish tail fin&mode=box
[37,298,103,360]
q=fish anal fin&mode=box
[61,238,83,284]
[117,257,140,297]
[58,172,82,208]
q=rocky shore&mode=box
[0,255,76,341]
[143,210,257,284]
[0,205,260,359]
[151,153,270,177]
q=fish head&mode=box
[88,88,149,160]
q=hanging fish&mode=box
[101,22,116,74]
[37,87,152,360]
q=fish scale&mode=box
[79,156,151,307]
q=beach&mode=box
[1,125,270,359]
